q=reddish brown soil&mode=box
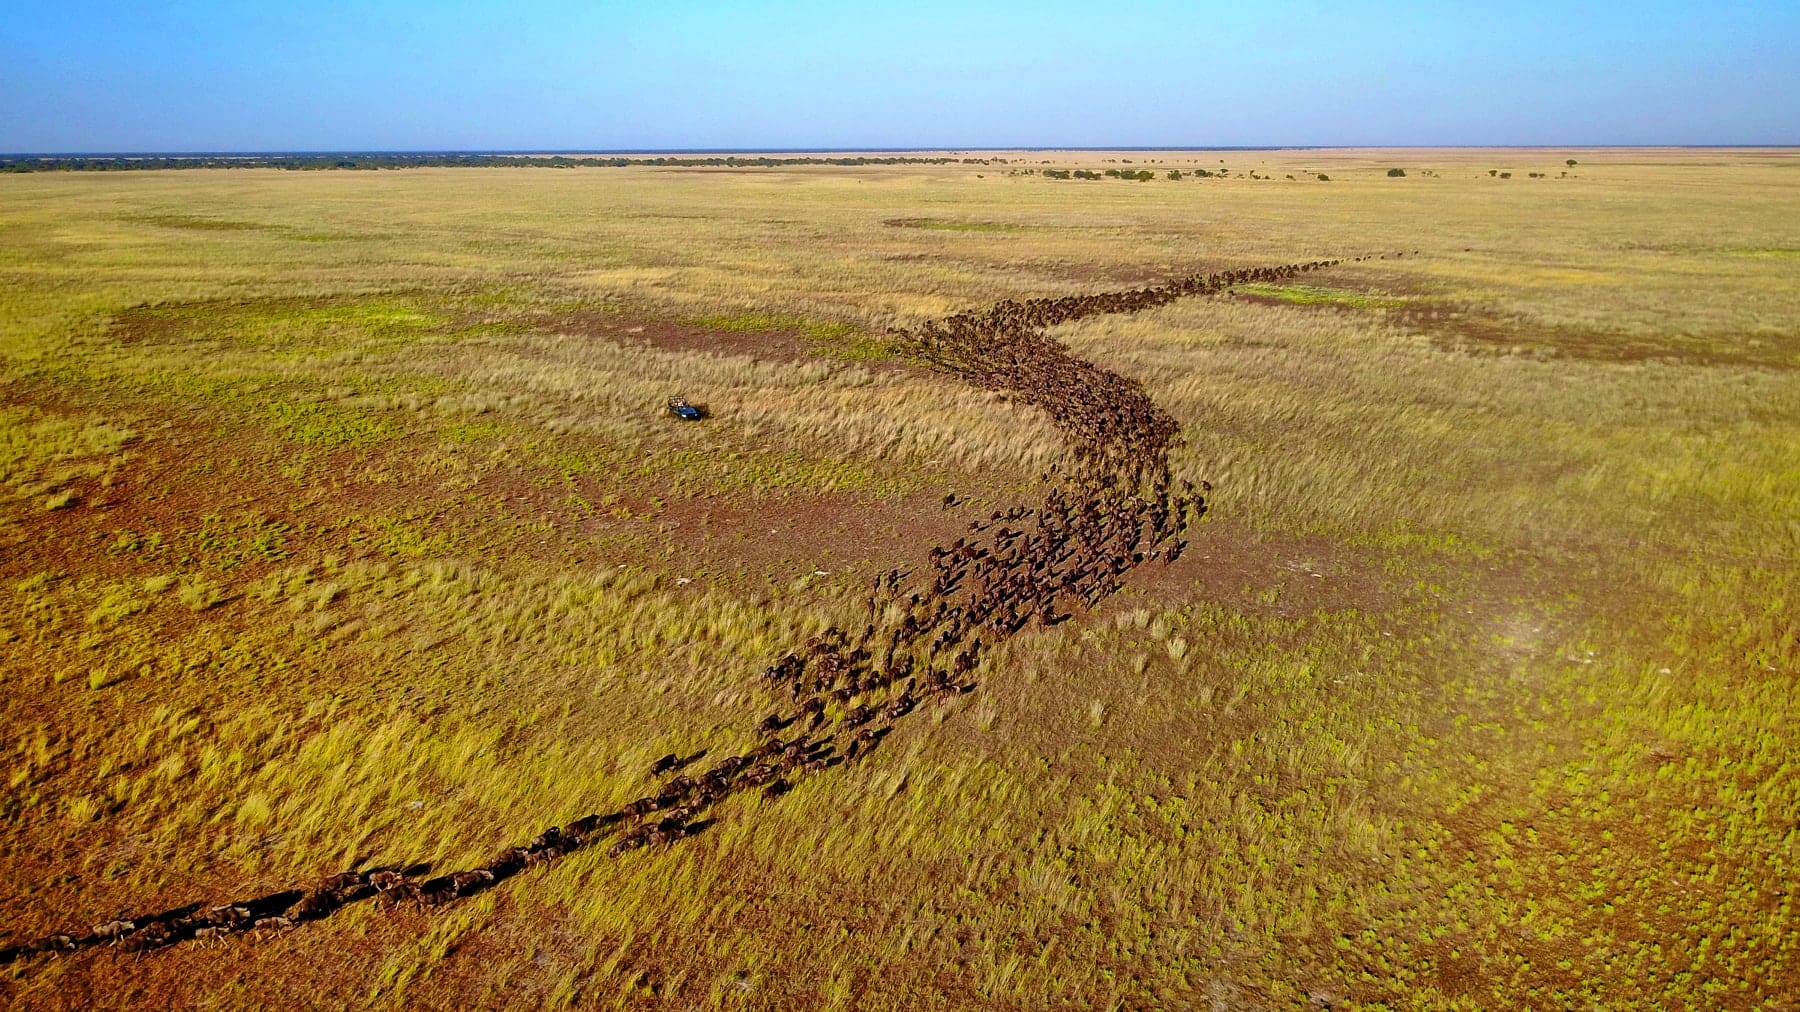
[548,310,818,363]
[644,489,991,587]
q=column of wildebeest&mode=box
[2,253,1410,964]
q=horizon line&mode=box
[6,144,1799,159]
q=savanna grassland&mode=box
[1,148,1797,1009]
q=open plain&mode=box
[2,148,1797,1008]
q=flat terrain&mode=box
[2,149,1797,1008]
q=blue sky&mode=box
[2,1,1796,152]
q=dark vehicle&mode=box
[667,397,707,421]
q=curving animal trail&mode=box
[0,253,1405,966]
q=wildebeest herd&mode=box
[0,252,1406,965]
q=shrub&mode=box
[1043,168,1071,179]
[1134,170,1154,182]
[179,579,225,610]
[1499,172,1512,179]
[1073,169,1101,180]
[1566,158,1578,167]
[1167,170,1183,180]
[1317,173,1330,181]
[1387,168,1406,177]
[1489,170,1498,177]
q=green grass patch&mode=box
[1343,519,1496,559]
[1236,283,1407,311]
[437,420,505,445]
[687,310,809,334]
[262,400,399,448]
[122,214,280,232]
[808,330,897,363]
[366,513,456,559]
[110,514,309,571]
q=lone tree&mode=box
[1387,168,1406,177]
[1566,158,1578,167]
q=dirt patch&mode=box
[645,489,987,586]
[1398,304,1796,368]
[559,311,817,363]
[1226,283,1796,369]
[106,305,192,346]
[1118,520,1403,620]
[488,303,922,373]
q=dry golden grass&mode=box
[2,148,1797,1008]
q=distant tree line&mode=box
[1015,165,1338,183]
[0,153,1011,173]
